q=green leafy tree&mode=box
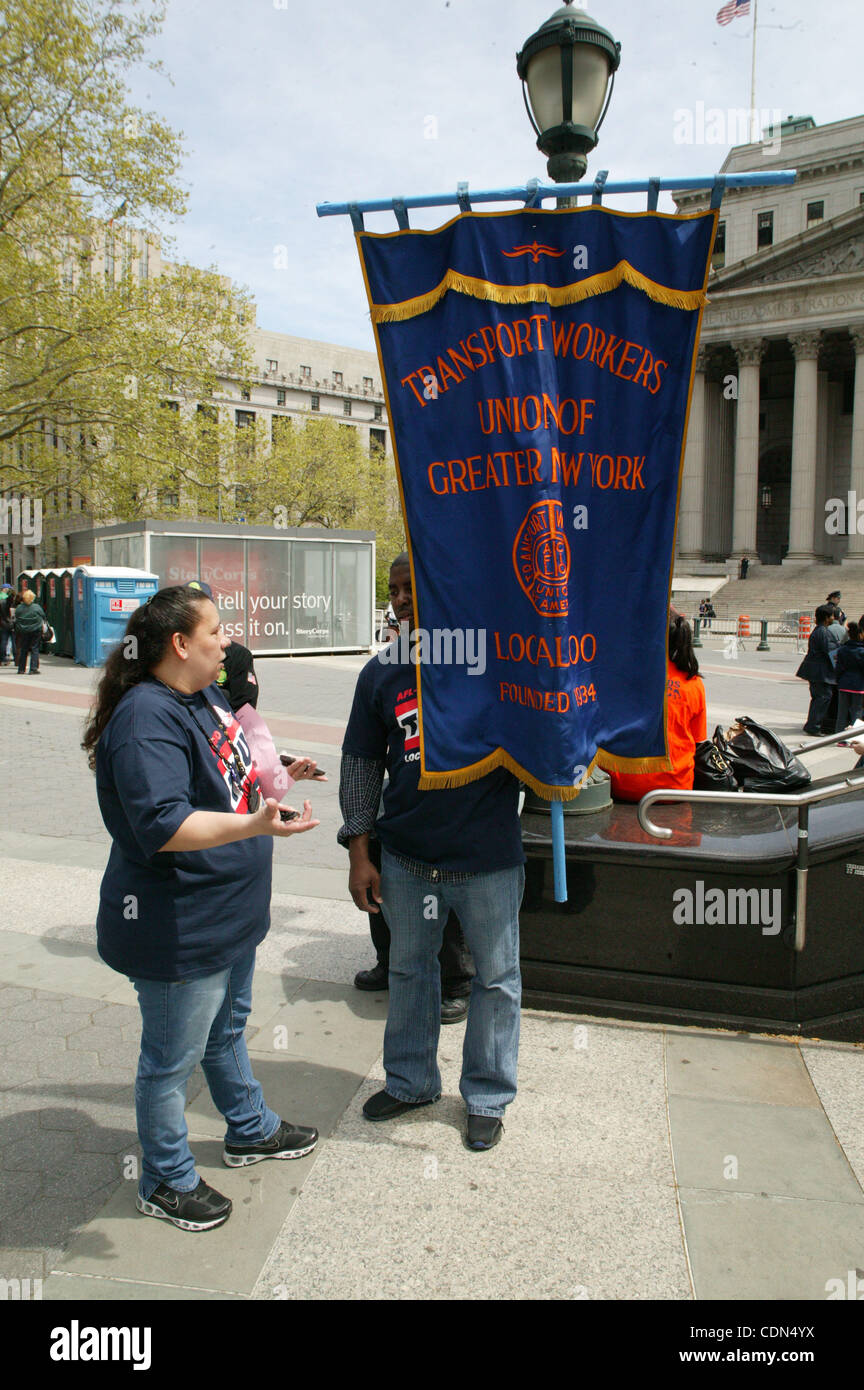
[0,0,252,507]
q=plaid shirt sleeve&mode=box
[338,753,385,848]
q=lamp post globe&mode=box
[517,2,621,186]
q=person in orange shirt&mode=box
[608,614,707,803]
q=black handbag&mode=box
[693,739,738,791]
[41,622,54,646]
[714,717,811,793]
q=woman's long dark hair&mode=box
[82,586,212,769]
[669,612,699,678]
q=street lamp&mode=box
[517,2,621,186]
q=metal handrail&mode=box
[790,723,864,756]
[637,752,864,951]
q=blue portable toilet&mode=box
[72,566,159,667]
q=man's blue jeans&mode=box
[380,850,524,1118]
[130,947,279,1199]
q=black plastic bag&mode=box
[714,716,811,792]
[693,739,738,791]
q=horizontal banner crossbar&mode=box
[317,171,796,220]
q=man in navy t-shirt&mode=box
[339,555,525,1151]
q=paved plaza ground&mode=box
[1,635,863,1303]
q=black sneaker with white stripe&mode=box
[136,1178,232,1231]
[223,1118,318,1167]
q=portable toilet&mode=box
[41,569,69,655]
[73,567,159,667]
[59,569,75,658]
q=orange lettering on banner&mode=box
[402,311,669,406]
[475,395,596,437]
[494,631,597,668]
[499,682,571,713]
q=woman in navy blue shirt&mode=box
[82,585,320,1232]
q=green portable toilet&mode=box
[59,569,74,657]
[41,569,67,654]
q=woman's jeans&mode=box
[380,850,524,1118]
[130,947,279,1199]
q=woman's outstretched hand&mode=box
[258,797,319,836]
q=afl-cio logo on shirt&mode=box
[513,500,570,617]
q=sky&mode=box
[124,0,864,353]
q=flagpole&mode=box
[750,0,759,142]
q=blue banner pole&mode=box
[551,801,567,904]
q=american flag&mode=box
[716,0,750,24]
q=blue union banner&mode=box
[357,206,716,799]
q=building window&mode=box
[333,371,343,386]
[235,410,256,429]
[859,191,864,206]
[343,399,352,416]
[712,220,726,269]
[370,428,387,455]
[197,403,219,423]
[158,488,180,509]
[266,359,278,373]
[160,399,179,413]
[757,210,774,249]
[806,200,824,225]
[310,394,320,411]
[241,387,251,401]
[363,376,373,391]
[300,364,311,378]
[272,415,291,442]
[276,388,286,406]
[374,404,383,421]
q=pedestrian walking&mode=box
[81,584,322,1231]
[14,589,46,674]
[339,554,524,1152]
[796,604,841,735]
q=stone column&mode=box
[731,339,764,560]
[842,327,864,565]
[677,350,707,563]
[783,331,822,565]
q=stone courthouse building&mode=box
[674,114,864,570]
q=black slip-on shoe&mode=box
[223,1119,318,1167]
[354,962,389,991]
[362,1089,439,1121]
[440,996,469,1024]
[136,1178,231,1231]
[465,1115,504,1151]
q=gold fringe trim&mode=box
[371,262,706,324]
[594,750,674,775]
[418,748,602,802]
